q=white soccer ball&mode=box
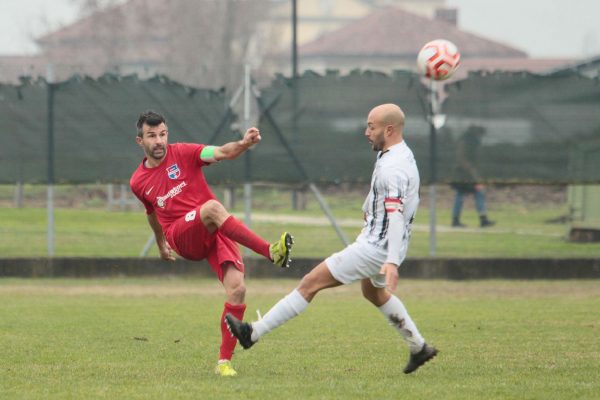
[417,39,461,81]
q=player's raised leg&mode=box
[215,263,247,377]
[226,261,342,348]
[200,200,294,268]
[361,279,437,374]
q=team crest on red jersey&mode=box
[166,164,180,179]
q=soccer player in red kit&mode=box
[130,111,293,377]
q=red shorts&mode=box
[165,208,244,281]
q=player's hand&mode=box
[159,242,176,261]
[380,262,399,292]
[242,127,261,148]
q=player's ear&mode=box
[136,135,143,146]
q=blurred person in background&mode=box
[450,125,495,228]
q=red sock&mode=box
[219,216,271,259]
[220,302,247,361]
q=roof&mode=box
[455,57,573,78]
[36,0,170,46]
[545,54,600,77]
[299,6,528,59]
[0,55,46,83]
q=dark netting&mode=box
[205,70,430,184]
[442,71,600,184]
[0,80,48,183]
[0,74,231,184]
[2,70,600,185]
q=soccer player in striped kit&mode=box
[226,104,437,374]
[130,111,293,377]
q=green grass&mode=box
[0,278,598,399]
[2,184,599,258]
[0,208,150,257]
[2,205,600,258]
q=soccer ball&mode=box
[417,39,461,81]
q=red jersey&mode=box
[130,143,217,232]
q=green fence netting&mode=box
[204,70,429,185]
[1,70,600,185]
[442,71,600,184]
[0,74,231,184]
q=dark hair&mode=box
[136,110,166,137]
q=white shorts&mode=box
[325,240,389,288]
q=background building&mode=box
[0,0,579,86]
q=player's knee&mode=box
[361,280,383,303]
[227,281,246,302]
[232,282,246,298]
[297,273,320,300]
[200,199,223,216]
[200,200,226,222]
[362,286,389,307]
[361,286,373,301]
[361,289,378,305]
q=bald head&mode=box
[365,104,405,152]
[369,103,405,133]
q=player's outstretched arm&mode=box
[146,212,175,261]
[212,127,261,161]
[382,196,406,291]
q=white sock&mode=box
[378,295,425,353]
[251,289,309,341]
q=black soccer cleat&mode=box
[225,313,256,349]
[403,343,438,374]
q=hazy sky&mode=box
[1,0,79,54]
[1,0,600,59]
[447,0,600,58]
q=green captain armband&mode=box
[200,146,218,163]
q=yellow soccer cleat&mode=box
[215,360,237,377]
[269,232,294,268]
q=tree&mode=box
[60,0,273,89]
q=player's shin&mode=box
[378,295,425,353]
[251,289,308,341]
[219,216,271,259]
[220,302,247,360]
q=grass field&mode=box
[1,204,599,258]
[2,186,598,398]
[1,278,598,399]
[3,183,600,258]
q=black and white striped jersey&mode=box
[358,141,420,249]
